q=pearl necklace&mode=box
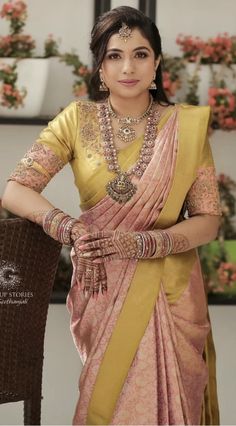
[98,99,161,203]
[107,96,153,143]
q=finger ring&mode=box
[82,252,90,257]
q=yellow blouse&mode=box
[7,99,221,215]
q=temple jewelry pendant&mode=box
[117,125,136,143]
[106,173,137,203]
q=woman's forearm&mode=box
[1,181,55,226]
[165,214,221,253]
[77,214,221,263]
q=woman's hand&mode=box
[78,230,142,263]
[75,257,107,296]
[77,228,189,262]
[71,222,108,296]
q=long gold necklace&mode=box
[107,96,153,143]
[98,98,161,203]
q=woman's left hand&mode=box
[78,230,141,263]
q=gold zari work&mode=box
[77,101,103,156]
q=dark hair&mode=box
[89,6,174,105]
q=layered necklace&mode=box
[107,96,154,143]
[98,97,161,203]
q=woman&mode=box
[2,6,221,426]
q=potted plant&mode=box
[208,82,236,130]
[199,174,236,301]
[59,52,92,100]
[0,0,49,117]
[161,53,185,102]
[176,33,236,108]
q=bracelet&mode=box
[148,230,174,258]
[42,208,78,246]
[135,233,143,257]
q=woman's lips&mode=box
[118,80,140,86]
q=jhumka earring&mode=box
[118,22,132,42]
[99,70,109,92]
[149,72,157,90]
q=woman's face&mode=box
[101,27,160,98]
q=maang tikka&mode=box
[118,22,132,42]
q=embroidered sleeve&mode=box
[7,143,66,193]
[7,101,78,193]
[185,166,222,216]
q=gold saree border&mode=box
[86,104,212,425]
[201,308,220,425]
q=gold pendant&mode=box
[117,125,136,143]
[106,173,137,203]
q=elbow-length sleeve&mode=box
[7,101,78,193]
[185,111,222,217]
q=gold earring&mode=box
[99,71,109,92]
[149,72,157,90]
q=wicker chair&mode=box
[0,218,62,425]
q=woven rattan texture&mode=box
[0,218,62,425]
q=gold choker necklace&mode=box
[107,96,153,143]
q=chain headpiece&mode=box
[118,22,132,42]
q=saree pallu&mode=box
[66,105,220,425]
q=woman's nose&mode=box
[122,58,134,74]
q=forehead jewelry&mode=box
[118,22,132,42]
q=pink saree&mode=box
[6,98,220,424]
[66,108,217,425]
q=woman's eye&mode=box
[107,53,120,59]
[136,51,148,58]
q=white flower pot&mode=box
[0,58,49,117]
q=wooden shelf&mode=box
[0,116,53,125]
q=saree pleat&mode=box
[109,258,210,425]
[66,105,219,425]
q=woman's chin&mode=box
[109,87,149,99]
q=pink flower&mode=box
[208,87,218,97]
[73,81,88,98]
[77,65,89,76]
[163,72,171,90]
[224,117,236,129]
[217,262,236,287]
[3,84,12,95]
[229,96,235,111]
[208,97,216,107]
[0,0,27,22]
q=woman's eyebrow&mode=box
[106,46,151,53]
[133,46,151,52]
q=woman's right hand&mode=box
[71,222,108,297]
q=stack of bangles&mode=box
[135,229,174,258]
[43,208,78,246]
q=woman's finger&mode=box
[81,246,117,258]
[92,265,100,297]
[76,259,85,282]
[78,231,113,241]
[78,238,113,251]
[93,253,118,263]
